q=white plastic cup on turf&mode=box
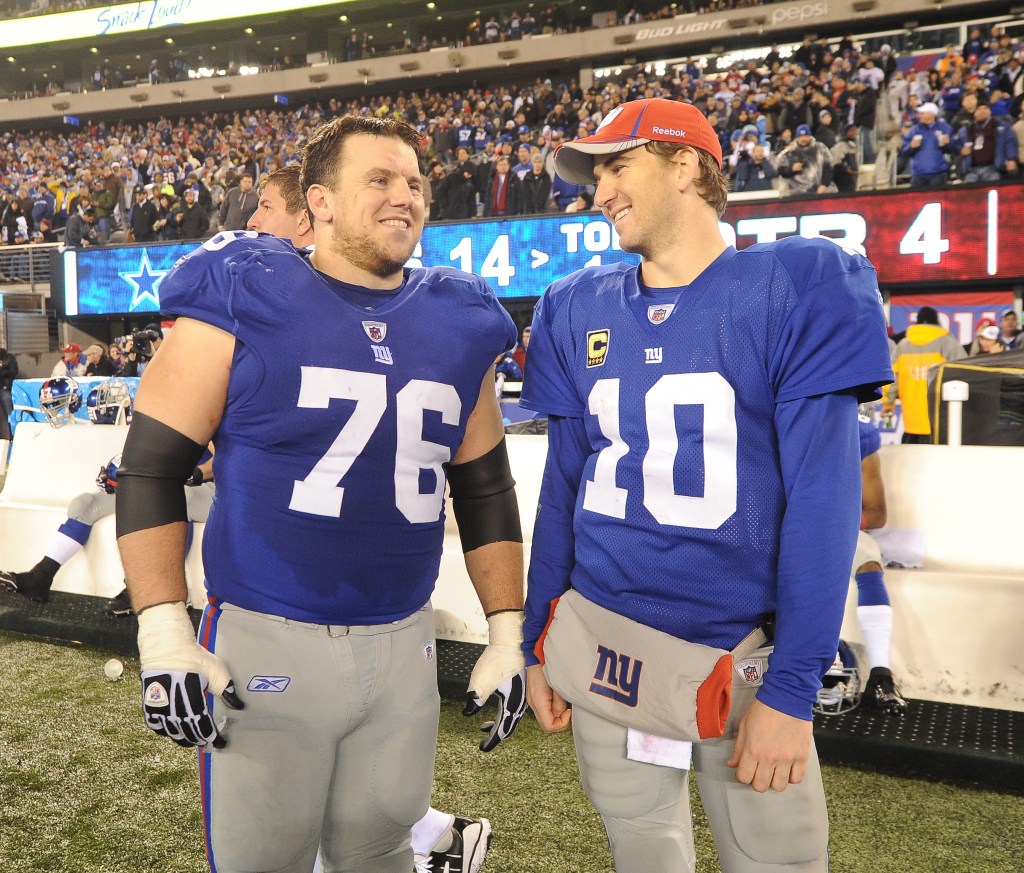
[104,658,124,682]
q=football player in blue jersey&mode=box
[248,162,496,873]
[520,98,893,872]
[116,115,527,873]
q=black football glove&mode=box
[463,611,528,751]
[138,602,243,749]
[464,669,528,752]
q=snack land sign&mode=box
[0,0,353,48]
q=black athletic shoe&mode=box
[103,588,134,617]
[862,666,907,716]
[415,816,492,873]
[0,569,52,604]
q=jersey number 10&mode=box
[583,373,738,529]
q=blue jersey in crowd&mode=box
[159,231,516,625]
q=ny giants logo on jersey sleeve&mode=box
[589,644,643,707]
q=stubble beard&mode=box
[330,219,416,280]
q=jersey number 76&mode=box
[288,366,461,523]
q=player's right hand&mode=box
[137,601,243,748]
[526,664,572,734]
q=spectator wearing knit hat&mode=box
[774,124,835,195]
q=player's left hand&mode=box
[464,610,528,751]
[727,698,813,793]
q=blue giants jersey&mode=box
[521,236,893,652]
[160,232,516,624]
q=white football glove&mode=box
[464,610,528,751]
[137,601,243,748]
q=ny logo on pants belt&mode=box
[589,645,643,707]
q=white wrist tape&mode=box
[137,601,231,696]
[468,610,525,701]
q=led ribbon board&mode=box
[61,185,1023,315]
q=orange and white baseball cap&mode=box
[554,97,723,185]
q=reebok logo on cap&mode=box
[554,97,722,185]
[651,125,688,138]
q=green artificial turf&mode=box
[1,632,1021,872]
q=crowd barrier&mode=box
[1,419,1021,712]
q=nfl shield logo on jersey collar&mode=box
[362,321,387,342]
[648,303,675,325]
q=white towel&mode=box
[626,728,692,770]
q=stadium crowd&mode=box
[1,23,1022,249]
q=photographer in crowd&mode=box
[120,324,163,377]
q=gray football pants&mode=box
[572,646,829,872]
[200,601,440,873]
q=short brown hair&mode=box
[300,115,422,199]
[258,165,306,217]
[644,142,730,218]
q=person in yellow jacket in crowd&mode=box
[884,306,966,443]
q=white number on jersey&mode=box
[289,366,461,522]
[583,374,738,529]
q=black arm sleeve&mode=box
[115,411,207,538]
[447,439,523,553]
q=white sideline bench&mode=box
[4,424,1022,712]
[839,444,1024,712]
[443,439,1024,712]
[0,423,208,605]
[0,422,539,631]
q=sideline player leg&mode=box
[852,532,906,715]
[1,490,115,603]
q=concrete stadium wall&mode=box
[1,424,1021,711]
[0,0,1004,125]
